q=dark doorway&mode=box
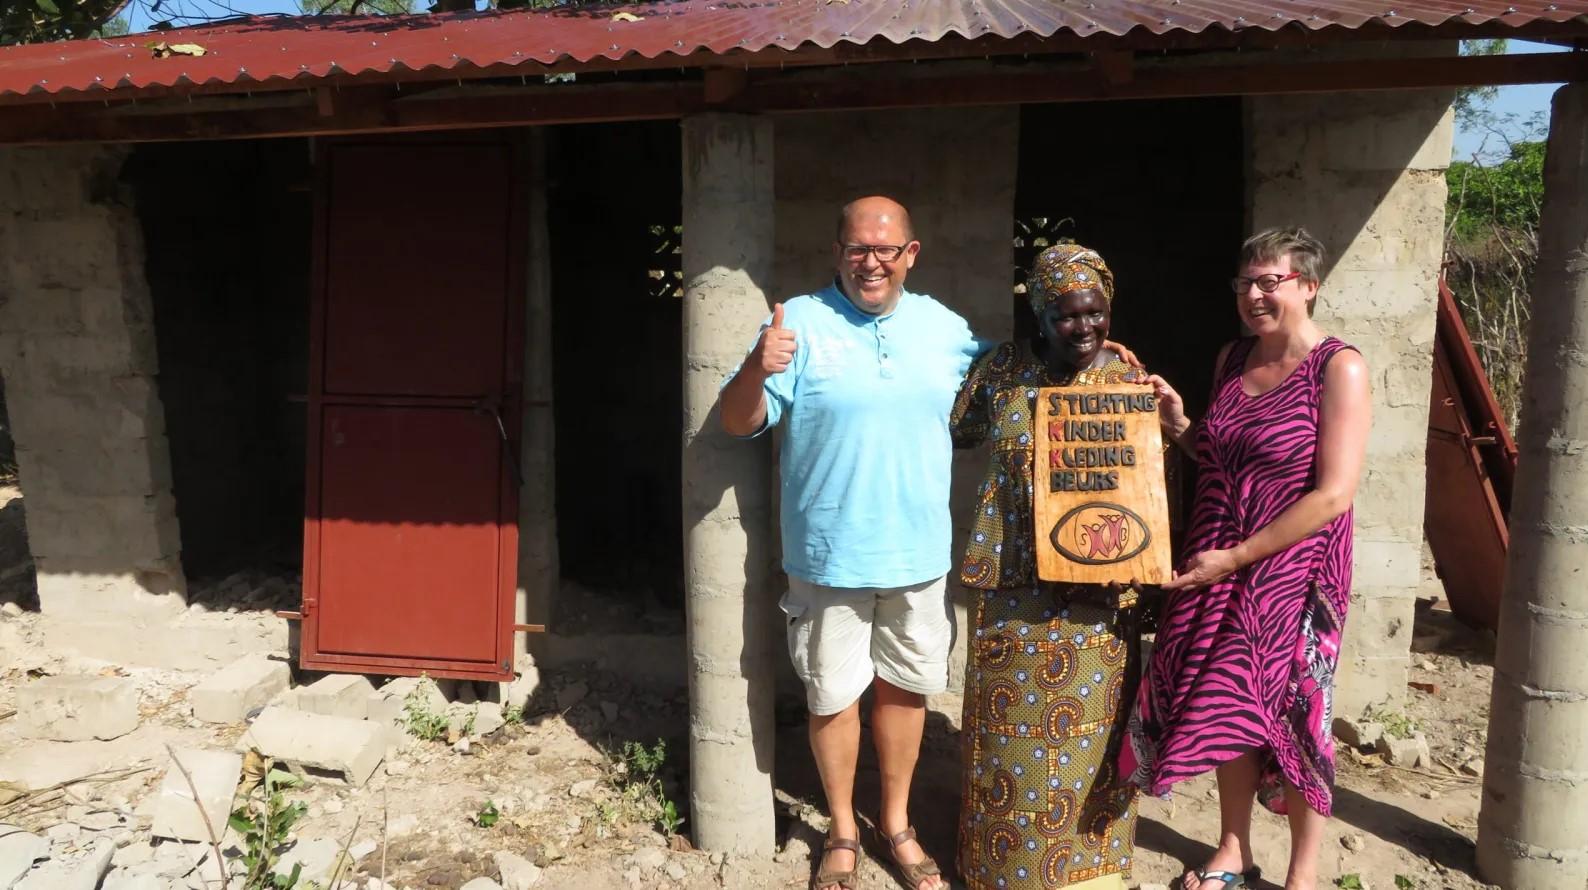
[1015,98,1246,542]
[1014,97,1246,423]
[546,121,684,611]
[128,139,312,583]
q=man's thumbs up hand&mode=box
[753,302,797,377]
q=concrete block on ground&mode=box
[19,675,139,741]
[1332,716,1384,749]
[151,748,242,843]
[494,850,543,889]
[473,702,505,737]
[498,653,541,711]
[1377,731,1431,768]
[373,677,446,718]
[34,838,112,890]
[101,871,165,890]
[190,657,291,724]
[293,674,374,719]
[0,824,48,890]
[237,707,384,786]
[272,837,340,885]
[365,691,402,727]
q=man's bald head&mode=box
[832,195,920,316]
[836,196,915,243]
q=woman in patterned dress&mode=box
[951,244,1159,890]
[1122,228,1372,890]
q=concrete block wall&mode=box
[772,106,1020,696]
[0,146,186,616]
[1245,62,1455,715]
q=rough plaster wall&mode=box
[0,146,186,617]
[518,128,559,662]
[1246,73,1455,715]
[772,106,1019,695]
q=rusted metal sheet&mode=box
[1424,276,1518,630]
[2,0,1586,101]
[302,136,524,681]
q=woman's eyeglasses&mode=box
[1230,271,1301,294]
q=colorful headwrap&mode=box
[1026,243,1115,314]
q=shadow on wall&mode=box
[0,376,37,610]
[124,139,312,588]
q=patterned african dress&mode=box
[1123,336,1357,817]
[950,341,1144,890]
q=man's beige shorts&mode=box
[779,574,955,716]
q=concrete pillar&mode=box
[1244,54,1454,715]
[515,128,559,676]
[1475,82,1588,889]
[680,113,778,854]
[0,145,186,617]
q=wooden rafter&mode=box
[0,48,1582,144]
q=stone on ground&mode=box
[473,702,505,737]
[1332,716,1384,749]
[293,674,374,719]
[1377,732,1432,768]
[189,657,290,724]
[370,676,447,724]
[499,653,541,711]
[273,837,341,885]
[461,878,504,890]
[555,681,588,710]
[629,846,668,873]
[151,748,243,843]
[19,676,139,741]
[101,871,165,890]
[0,824,47,890]
[494,850,543,889]
[237,707,385,786]
[16,837,114,890]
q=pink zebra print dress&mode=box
[1123,336,1356,816]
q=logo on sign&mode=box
[1050,502,1152,566]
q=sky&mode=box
[1453,39,1563,161]
[117,1,1561,161]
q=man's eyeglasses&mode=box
[1230,271,1302,294]
[842,243,908,263]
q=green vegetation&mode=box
[1445,40,1546,432]
[401,676,450,741]
[229,767,308,890]
[605,738,686,838]
[2,0,126,45]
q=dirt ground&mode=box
[0,483,1501,890]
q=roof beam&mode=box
[0,49,1581,144]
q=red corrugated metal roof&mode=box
[1,0,1584,100]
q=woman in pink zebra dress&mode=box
[1123,228,1372,890]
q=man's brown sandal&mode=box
[885,827,942,890]
[810,836,861,890]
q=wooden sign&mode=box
[1034,384,1173,585]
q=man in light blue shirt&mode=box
[721,196,984,890]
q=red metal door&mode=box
[301,137,524,681]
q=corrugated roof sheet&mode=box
[0,0,1584,100]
